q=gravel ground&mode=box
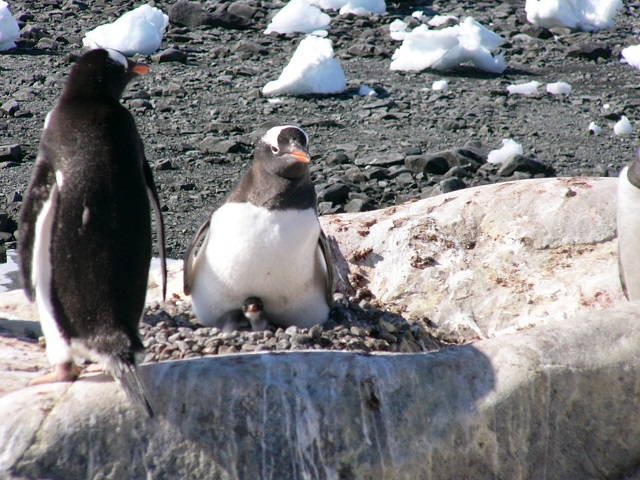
[2,0,640,357]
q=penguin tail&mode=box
[107,358,156,419]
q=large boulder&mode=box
[322,177,621,340]
[2,177,639,479]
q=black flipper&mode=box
[318,229,335,307]
[183,217,211,295]
[143,160,167,301]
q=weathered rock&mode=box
[2,303,640,479]
[322,177,622,339]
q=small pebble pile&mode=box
[141,295,447,363]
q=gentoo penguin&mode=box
[242,296,269,331]
[216,297,270,333]
[183,125,333,329]
[618,152,640,300]
[18,48,166,417]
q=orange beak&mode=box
[290,151,310,163]
[132,64,150,76]
[246,305,259,313]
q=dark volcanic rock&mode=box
[169,1,252,29]
[566,42,612,61]
[497,155,554,177]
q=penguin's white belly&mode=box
[617,166,640,300]
[191,203,328,327]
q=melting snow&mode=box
[0,1,19,51]
[488,139,523,164]
[82,4,168,56]
[525,0,623,32]
[262,35,346,96]
[390,17,507,74]
[265,0,330,35]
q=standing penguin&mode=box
[18,49,166,417]
[618,151,640,300]
[183,125,333,329]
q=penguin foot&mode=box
[83,363,104,374]
[29,361,82,385]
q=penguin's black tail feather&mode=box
[109,359,156,419]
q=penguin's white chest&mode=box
[191,202,327,326]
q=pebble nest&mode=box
[141,295,448,363]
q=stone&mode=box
[168,1,251,29]
[198,137,243,154]
[0,144,22,163]
[226,2,262,20]
[439,177,466,193]
[566,42,612,61]
[1,100,19,116]
[354,152,404,167]
[152,48,188,64]
[325,152,350,165]
[319,183,351,205]
[497,155,553,177]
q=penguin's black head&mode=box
[62,48,148,102]
[256,125,311,180]
[242,297,264,314]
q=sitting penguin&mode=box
[183,125,333,330]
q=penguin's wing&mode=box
[18,160,56,302]
[318,229,335,307]
[142,160,167,301]
[183,216,211,295]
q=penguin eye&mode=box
[271,145,279,154]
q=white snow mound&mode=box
[614,116,633,135]
[265,0,330,35]
[390,17,506,74]
[82,4,168,56]
[339,0,386,15]
[263,35,346,96]
[488,139,524,164]
[546,81,572,95]
[525,0,622,32]
[0,1,19,51]
[621,45,640,70]
[507,81,542,95]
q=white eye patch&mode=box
[105,49,128,70]
[262,125,308,150]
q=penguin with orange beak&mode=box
[18,49,166,417]
[183,125,333,330]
